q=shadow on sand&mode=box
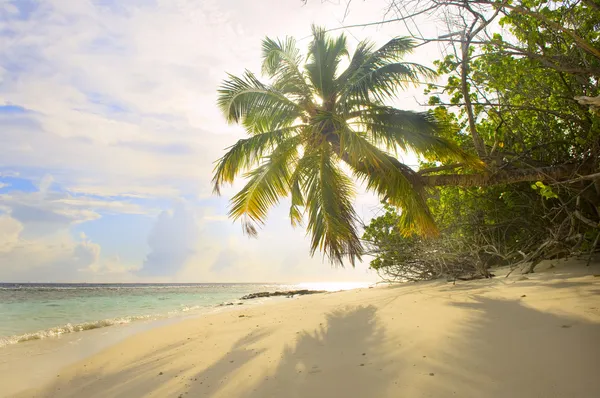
[22,297,600,398]
[428,297,600,397]
[181,304,411,398]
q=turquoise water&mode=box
[0,283,299,347]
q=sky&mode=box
[0,0,445,283]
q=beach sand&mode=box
[9,259,600,398]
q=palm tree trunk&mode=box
[421,164,579,187]
[326,132,582,189]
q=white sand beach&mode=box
[8,260,600,398]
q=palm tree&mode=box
[213,26,474,266]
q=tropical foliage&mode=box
[213,26,475,265]
[364,0,600,279]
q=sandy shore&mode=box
[9,260,600,398]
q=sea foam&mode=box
[0,315,152,347]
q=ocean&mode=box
[0,282,369,348]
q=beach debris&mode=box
[561,324,572,328]
[362,353,366,356]
[158,372,163,376]
[521,295,527,298]
[238,315,245,318]
[360,364,365,366]
[240,290,326,300]
[429,373,435,376]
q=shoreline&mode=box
[0,283,368,349]
[0,293,298,397]
[7,259,600,397]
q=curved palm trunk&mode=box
[420,164,580,187]
[327,130,580,188]
[421,165,577,187]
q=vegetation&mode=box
[213,26,476,265]
[216,1,599,280]
[362,0,600,280]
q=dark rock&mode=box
[240,290,327,300]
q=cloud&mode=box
[0,215,96,281]
[0,0,422,201]
[0,177,147,237]
[0,213,140,282]
[0,214,22,253]
[139,202,200,277]
[210,249,240,274]
[0,0,429,283]
[0,178,143,281]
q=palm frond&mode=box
[339,62,435,106]
[351,106,482,166]
[217,70,301,133]
[306,25,349,101]
[333,125,438,237]
[212,125,305,194]
[303,146,362,266]
[335,37,434,108]
[287,149,319,227]
[335,39,375,87]
[228,136,301,236]
[261,36,312,100]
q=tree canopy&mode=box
[214,26,475,265]
[360,0,600,279]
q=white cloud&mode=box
[138,202,200,277]
[0,0,430,200]
[0,184,147,232]
[0,0,440,282]
[0,214,22,253]
[0,215,96,281]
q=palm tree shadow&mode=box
[183,329,270,397]
[432,297,600,397]
[239,305,407,398]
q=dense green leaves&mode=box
[364,0,600,279]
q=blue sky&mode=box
[0,0,437,282]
